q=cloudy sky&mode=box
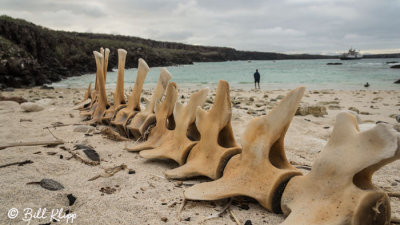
[1,0,399,54]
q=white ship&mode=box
[339,48,363,60]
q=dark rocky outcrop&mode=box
[394,79,400,84]
[390,64,400,69]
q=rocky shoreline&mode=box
[0,15,336,88]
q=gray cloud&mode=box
[0,0,399,54]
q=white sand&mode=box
[0,87,399,225]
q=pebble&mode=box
[67,194,77,206]
[175,181,183,187]
[73,125,95,133]
[328,105,342,110]
[36,98,55,106]
[161,217,168,222]
[393,124,400,132]
[21,102,44,112]
[348,107,360,114]
[238,204,250,210]
[4,87,14,92]
[244,220,253,225]
[247,109,257,115]
[140,97,149,103]
[40,179,64,191]
[100,187,116,194]
[396,115,400,123]
[296,104,327,117]
[40,85,54,90]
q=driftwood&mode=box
[228,208,241,225]
[201,199,233,223]
[60,146,100,166]
[0,160,33,168]
[88,164,127,181]
[0,140,64,150]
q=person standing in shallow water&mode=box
[254,69,260,89]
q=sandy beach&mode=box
[0,86,399,225]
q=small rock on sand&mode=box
[73,125,95,133]
[21,102,44,112]
[296,104,327,117]
[348,107,360,114]
[40,179,64,191]
[328,105,342,110]
[393,124,400,132]
[67,194,77,206]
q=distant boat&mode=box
[339,48,363,60]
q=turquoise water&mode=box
[52,58,400,90]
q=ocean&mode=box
[51,58,400,90]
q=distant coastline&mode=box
[0,15,399,88]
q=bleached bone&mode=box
[74,82,92,110]
[184,87,305,212]
[102,49,127,124]
[103,48,110,80]
[82,82,92,103]
[80,48,109,116]
[126,82,178,151]
[111,58,149,135]
[280,112,400,225]
[125,68,171,139]
[79,47,103,115]
[165,80,241,180]
[138,88,209,165]
[87,51,109,125]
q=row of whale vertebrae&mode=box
[77,48,400,225]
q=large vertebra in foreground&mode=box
[184,86,305,212]
[280,112,400,225]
